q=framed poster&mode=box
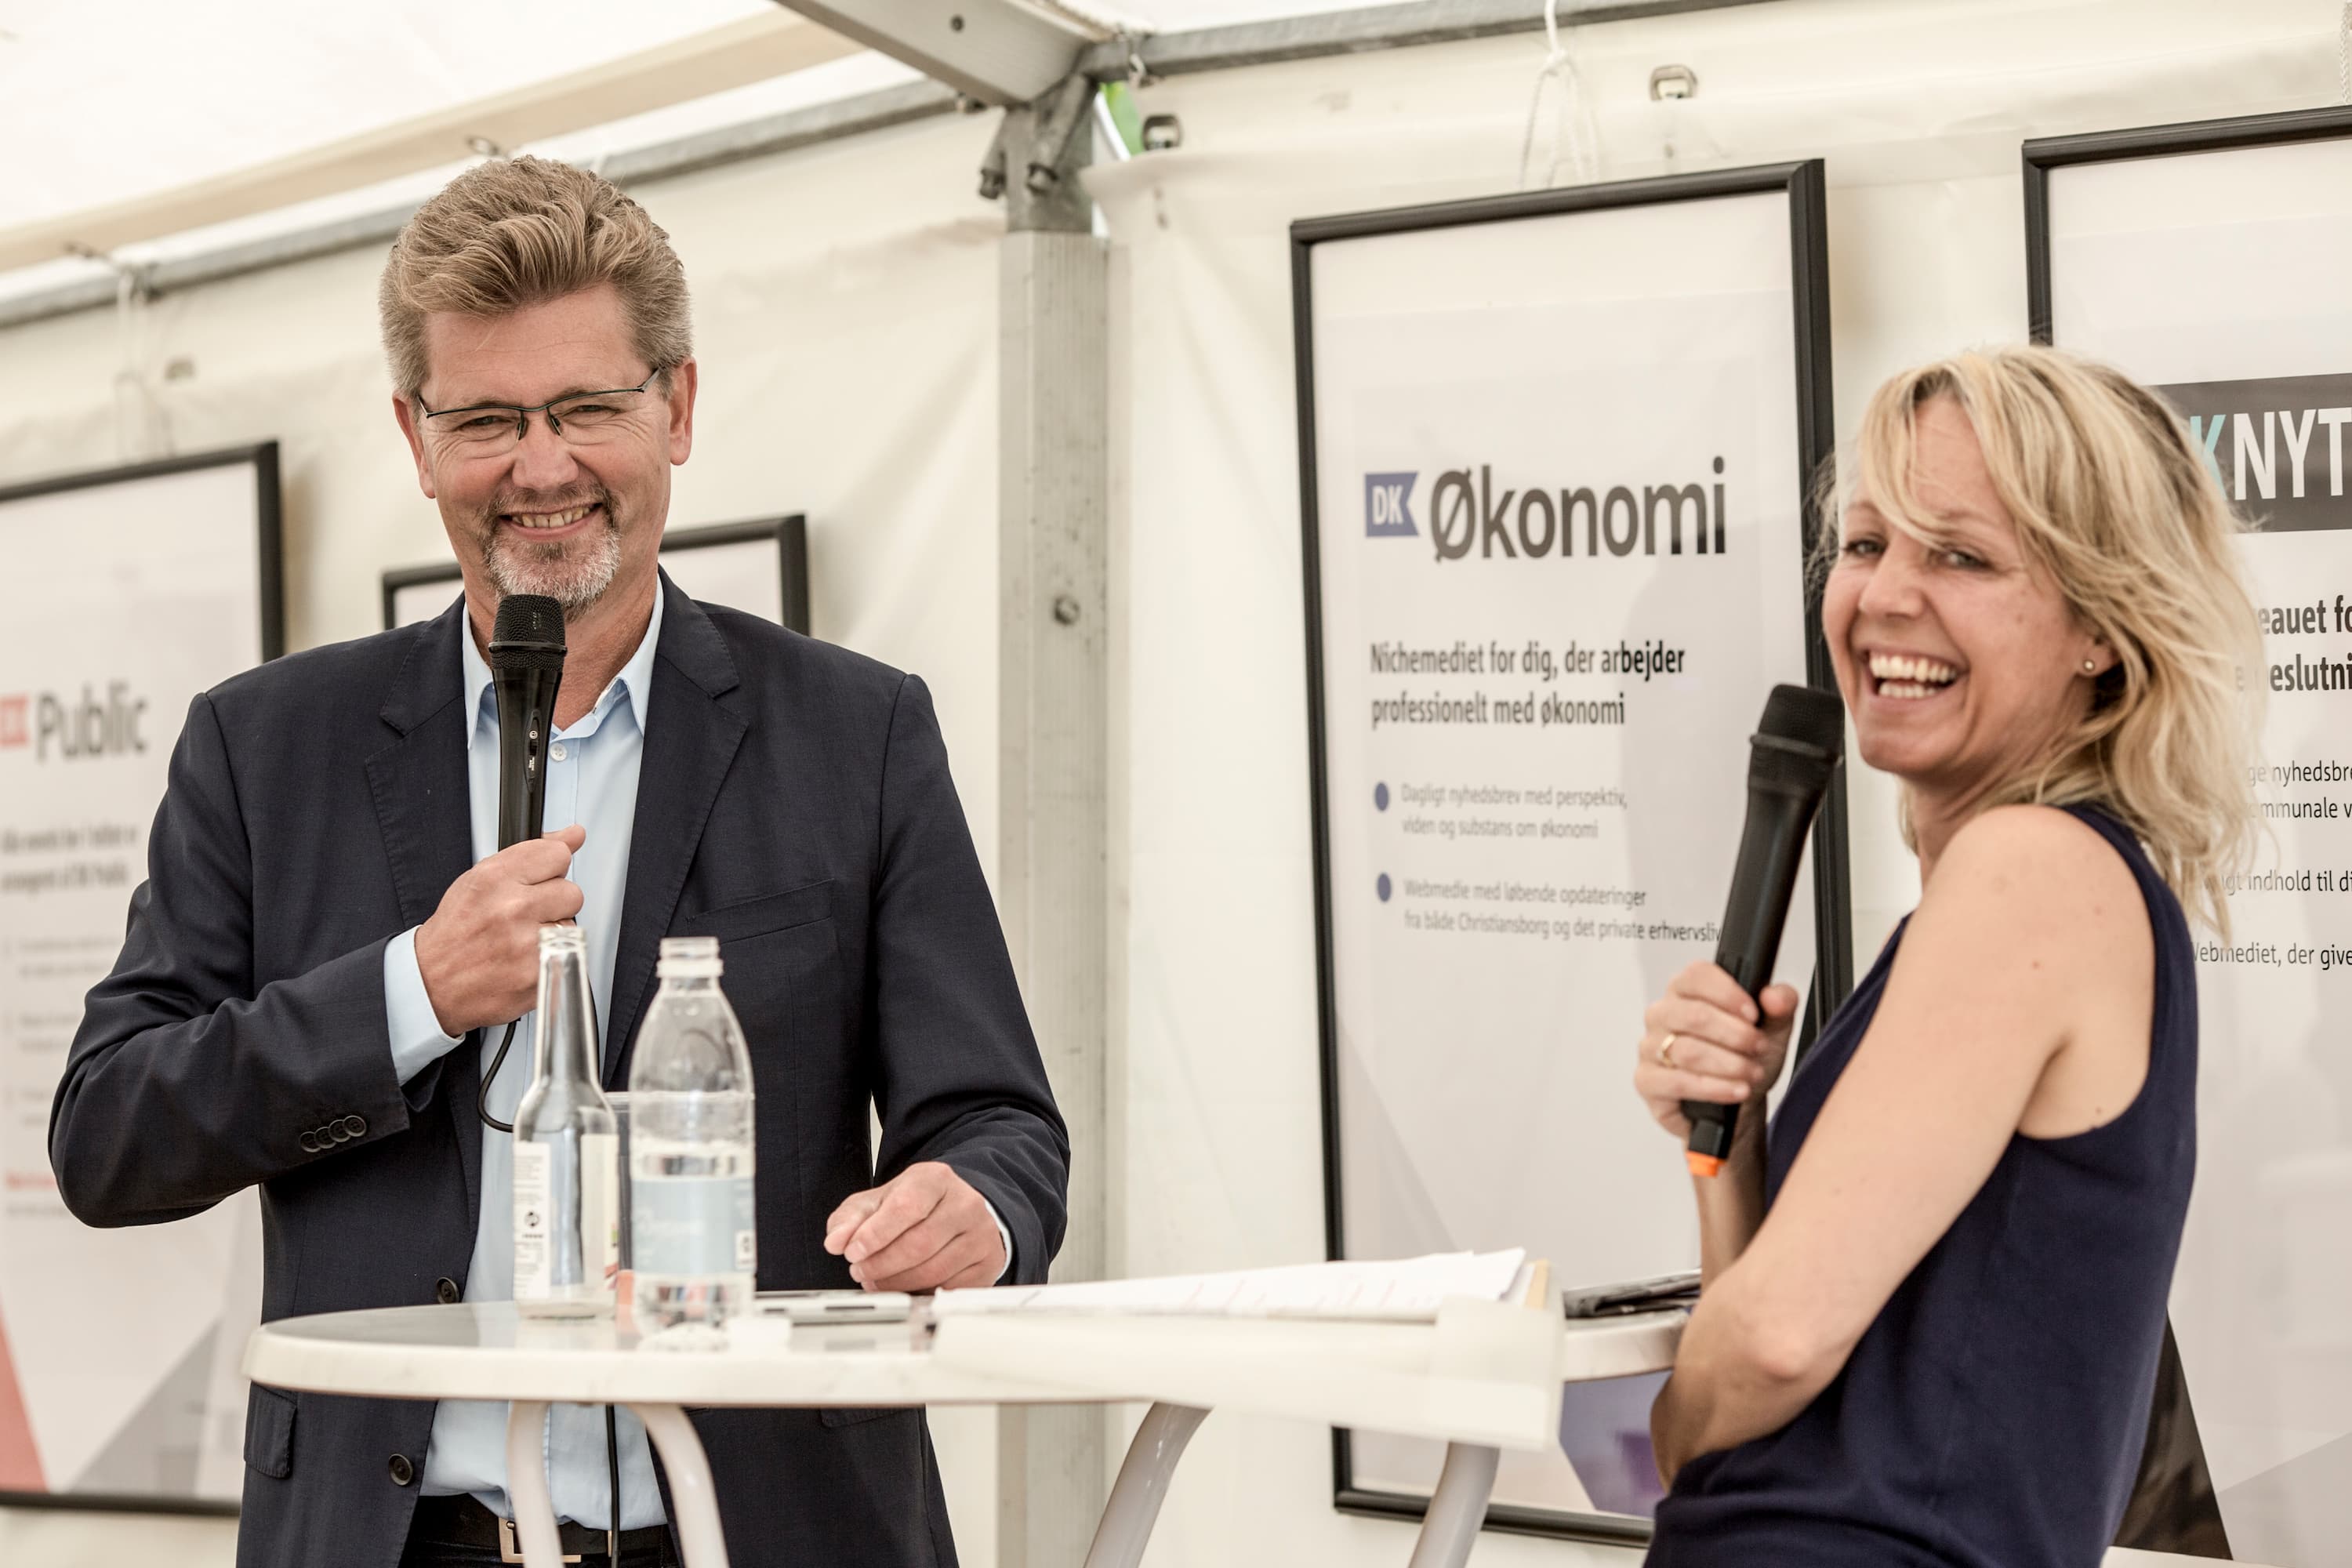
[0,444,282,1513]
[383,514,811,633]
[1294,163,1846,1542]
[2027,105,2352,1566]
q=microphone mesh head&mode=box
[489,594,565,673]
[1757,683,1844,756]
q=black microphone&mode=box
[1684,683,1843,1178]
[488,594,566,852]
[479,594,566,1134]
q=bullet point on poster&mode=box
[1374,782,1389,811]
[1377,873,1392,902]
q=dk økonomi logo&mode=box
[1364,472,1417,538]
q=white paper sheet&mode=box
[931,1248,1526,1323]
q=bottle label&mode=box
[513,1138,551,1300]
[583,1132,620,1290]
[513,1134,620,1301]
[632,1145,757,1280]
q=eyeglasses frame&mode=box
[415,366,666,447]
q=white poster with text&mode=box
[2042,127,2352,1566]
[0,449,276,1504]
[1301,178,1836,1524]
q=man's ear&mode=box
[665,359,699,467]
[391,394,437,500]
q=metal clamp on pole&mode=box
[978,68,1098,227]
[1022,72,1096,196]
[978,114,1011,200]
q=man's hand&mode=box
[823,1162,1004,1293]
[414,826,586,1037]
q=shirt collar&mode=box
[461,585,664,748]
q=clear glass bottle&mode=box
[512,925,619,1319]
[628,936,757,1330]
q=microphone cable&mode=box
[477,1021,519,1135]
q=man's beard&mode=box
[474,487,623,614]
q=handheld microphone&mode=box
[1684,683,1843,1178]
[485,593,623,1558]
[488,594,566,852]
[479,594,567,1134]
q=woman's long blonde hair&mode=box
[1830,345,2262,935]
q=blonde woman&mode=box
[1632,346,2258,1567]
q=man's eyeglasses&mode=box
[417,368,663,449]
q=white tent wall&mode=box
[0,114,1008,864]
[1099,0,2332,1564]
[0,109,1011,1565]
[0,0,2342,1563]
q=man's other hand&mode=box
[414,826,586,1036]
[823,1162,1004,1293]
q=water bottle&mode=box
[628,936,757,1330]
[512,925,619,1319]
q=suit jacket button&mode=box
[435,1278,461,1305]
[388,1453,415,1486]
[298,1131,320,1154]
[346,1114,367,1138]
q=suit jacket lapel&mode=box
[605,574,747,1083]
[363,598,483,1227]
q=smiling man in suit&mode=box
[52,156,1067,1568]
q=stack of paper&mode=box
[931,1249,1527,1323]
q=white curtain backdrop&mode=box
[0,112,1007,880]
[0,103,1012,1557]
[1095,2,2337,1562]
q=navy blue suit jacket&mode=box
[53,575,1068,1568]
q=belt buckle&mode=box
[499,1516,583,1563]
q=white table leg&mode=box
[503,1401,566,1568]
[1083,1402,1210,1568]
[1405,1442,1499,1568]
[632,1403,731,1568]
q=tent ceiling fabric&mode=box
[0,0,787,234]
[0,0,1377,260]
[0,0,1742,306]
[0,6,864,275]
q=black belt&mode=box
[411,1493,669,1563]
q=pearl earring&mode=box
[2082,659,2097,673]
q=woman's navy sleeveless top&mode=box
[1647,806,2196,1568]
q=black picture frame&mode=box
[2018,104,2352,1564]
[1290,162,1848,1546]
[2025,104,2352,346]
[0,442,285,662]
[381,514,811,633]
[0,441,281,1517]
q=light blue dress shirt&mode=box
[382,592,666,1530]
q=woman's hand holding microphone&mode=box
[1635,961,1801,1145]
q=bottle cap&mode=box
[657,935,723,978]
[538,924,586,953]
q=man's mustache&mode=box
[479,489,614,524]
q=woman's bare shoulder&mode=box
[1920,804,2148,969]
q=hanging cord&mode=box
[604,1405,621,1560]
[72,248,164,460]
[476,1020,519,1134]
[2340,2,2350,103]
[1517,0,1601,191]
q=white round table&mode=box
[245,1299,1684,1568]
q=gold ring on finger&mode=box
[1659,1033,1678,1069]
